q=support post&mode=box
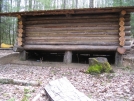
[63,51,72,64]
[115,51,123,66]
[20,50,27,61]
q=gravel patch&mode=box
[0,50,14,58]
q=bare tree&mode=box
[17,0,21,11]
[76,0,78,8]
[63,0,66,9]
[89,0,94,8]
[29,0,32,10]
[0,0,2,46]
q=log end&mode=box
[117,46,126,54]
[121,10,126,16]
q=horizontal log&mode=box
[124,36,131,41]
[26,14,130,21]
[27,17,119,21]
[24,36,131,42]
[125,38,131,42]
[26,14,120,21]
[26,32,118,37]
[124,22,130,26]
[24,41,131,46]
[25,22,119,27]
[25,30,131,36]
[26,31,118,37]
[26,27,119,32]
[25,38,119,43]
[26,24,119,29]
[25,36,119,40]
[122,41,131,46]
[26,30,119,34]
[23,45,131,51]
[125,26,131,31]
[25,18,130,24]
[125,31,131,36]
[25,19,121,25]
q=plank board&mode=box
[45,77,94,101]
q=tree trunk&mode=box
[29,0,32,11]
[63,0,66,9]
[17,0,21,12]
[89,0,94,8]
[0,0,2,47]
[8,24,11,44]
[76,0,78,8]
[25,0,27,11]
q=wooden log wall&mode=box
[19,13,131,51]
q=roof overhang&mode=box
[0,6,134,17]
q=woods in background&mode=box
[0,0,134,45]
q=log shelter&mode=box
[0,7,134,65]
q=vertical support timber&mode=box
[64,51,72,64]
[20,50,27,61]
[115,51,123,66]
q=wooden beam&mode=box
[25,36,118,40]
[23,45,131,51]
[24,41,131,46]
[25,19,120,25]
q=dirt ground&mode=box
[0,50,134,101]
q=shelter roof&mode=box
[0,6,134,17]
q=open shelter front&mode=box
[0,7,134,65]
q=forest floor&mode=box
[0,50,134,101]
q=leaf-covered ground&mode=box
[0,50,134,101]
